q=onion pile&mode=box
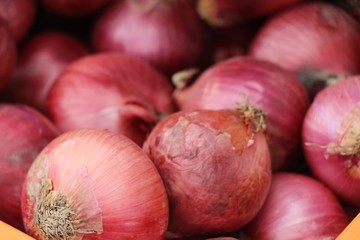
[92,0,205,75]
[249,2,360,98]
[174,57,309,171]
[21,128,169,239]
[0,0,357,238]
[0,104,59,231]
[5,31,89,114]
[245,172,350,239]
[143,108,272,238]
[302,76,360,207]
[46,53,176,146]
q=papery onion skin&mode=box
[143,109,272,237]
[92,0,205,76]
[47,53,176,146]
[302,76,360,207]
[174,57,309,171]
[0,0,35,42]
[197,0,303,27]
[0,18,16,92]
[40,0,113,17]
[21,129,169,239]
[249,2,360,96]
[245,173,349,239]
[5,31,89,114]
[0,104,59,231]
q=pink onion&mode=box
[245,172,349,239]
[174,57,309,171]
[197,0,303,27]
[5,31,89,114]
[302,76,360,207]
[92,0,205,76]
[47,53,176,146]
[249,2,360,98]
[21,128,169,239]
[0,18,16,92]
[143,109,272,238]
[0,0,36,42]
[0,104,59,231]
[40,0,113,17]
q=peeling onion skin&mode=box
[40,0,113,17]
[245,173,350,240]
[5,32,89,114]
[46,53,176,146]
[302,76,360,207]
[249,2,360,96]
[92,0,205,76]
[197,0,303,27]
[143,109,272,238]
[21,129,169,240]
[0,0,35,42]
[0,104,59,231]
[174,57,309,171]
[0,18,16,92]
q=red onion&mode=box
[197,0,303,27]
[245,172,349,239]
[249,2,360,98]
[0,18,16,92]
[47,53,176,146]
[0,0,35,42]
[92,0,205,76]
[0,104,59,231]
[174,57,309,171]
[5,31,89,114]
[40,0,113,17]
[302,76,360,207]
[143,109,272,238]
[21,128,169,239]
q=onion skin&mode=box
[143,109,272,237]
[40,0,113,17]
[92,0,205,75]
[0,18,16,92]
[0,0,35,42]
[245,173,349,239]
[47,53,176,146]
[197,0,303,27]
[249,2,360,96]
[21,129,169,239]
[302,76,360,207]
[5,31,89,114]
[0,104,59,231]
[174,57,309,171]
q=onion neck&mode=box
[171,68,199,90]
[236,97,267,133]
